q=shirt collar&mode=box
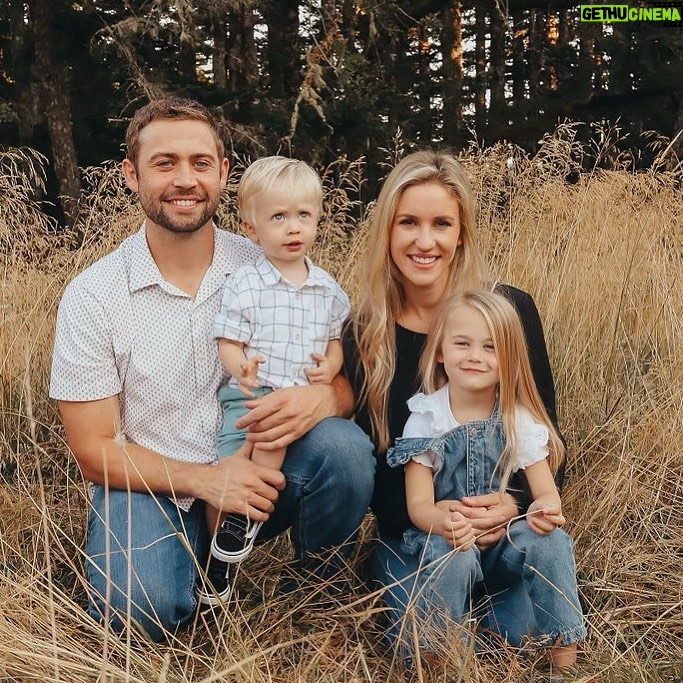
[128,223,165,293]
[127,222,245,301]
[253,254,323,287]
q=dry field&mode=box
[1,125,682,681]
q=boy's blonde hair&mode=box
[419,289,565,490]
[238,156,323,225]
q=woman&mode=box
[342,150,584,666]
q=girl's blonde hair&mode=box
[350,150,488,451]
[238,155,322,225]
[419,290,565,489]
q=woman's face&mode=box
[389,181,462,295]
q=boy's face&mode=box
[244,190,319,268]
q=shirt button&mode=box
[295,333,300,340]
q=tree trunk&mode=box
[264,0,300,99]
[29,0,80,221]
[441,2,464,147]
[416,24,433,142]
[527,9,544,97]
[340,0,356,50]
[511,10,526,103]
[227,2,258,91]
[489,1,507,121]
[8,1,39,145]
[211,9,228,89]
[474,2,488,135]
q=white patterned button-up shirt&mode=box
[50,223,261,510]
[213,255,350,389]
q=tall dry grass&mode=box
[1,126,682,682]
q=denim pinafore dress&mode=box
[387,411,505,556]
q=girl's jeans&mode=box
[375,520,586,657]
[85,417,375,641]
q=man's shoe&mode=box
[211,514,263,563]
[195,557,232,606]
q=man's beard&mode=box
[141,191,220,234]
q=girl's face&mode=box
[389,181,462,296]
[437,304,499,397]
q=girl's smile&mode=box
[437,303,499,400]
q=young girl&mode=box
[387,290,584,670]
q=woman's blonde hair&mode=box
[419,290,565,489]
[350,150,488,451]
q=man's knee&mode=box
[89,581,195,642]
[292,418,375,492]
[85,488,205,641]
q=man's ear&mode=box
[220,157,229,189]
[121,159,139,193]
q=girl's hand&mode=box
[239,355,265,396]
[527,499,565,535]
[440,510,476,551]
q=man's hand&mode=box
[235,384,337,450]
[202,441,285,521]
[437,492,519,550]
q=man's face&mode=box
[122,118,228,235]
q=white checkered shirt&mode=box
[213,255,350,389]
[50,223,262,510]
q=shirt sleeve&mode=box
[49,282,123,401]
[512,407,550,472]
[213,274,253,344]
[327,282,351,339]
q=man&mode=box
[50,98,374,641]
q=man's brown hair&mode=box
[125,97,225,166]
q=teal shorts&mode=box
[216,384,273,459]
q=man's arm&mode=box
[235,373,354,451]
[59,396,284,520]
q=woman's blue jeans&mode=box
[85,417,375,641]
[374,520,586,657]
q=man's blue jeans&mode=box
[374,520,586,657]
[85,417,375,641]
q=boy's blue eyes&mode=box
[272,212,312,220]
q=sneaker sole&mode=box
[210,520,264,563]
[195,583,231,607]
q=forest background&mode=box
[1,1,682,682]
[1,0,683,222]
